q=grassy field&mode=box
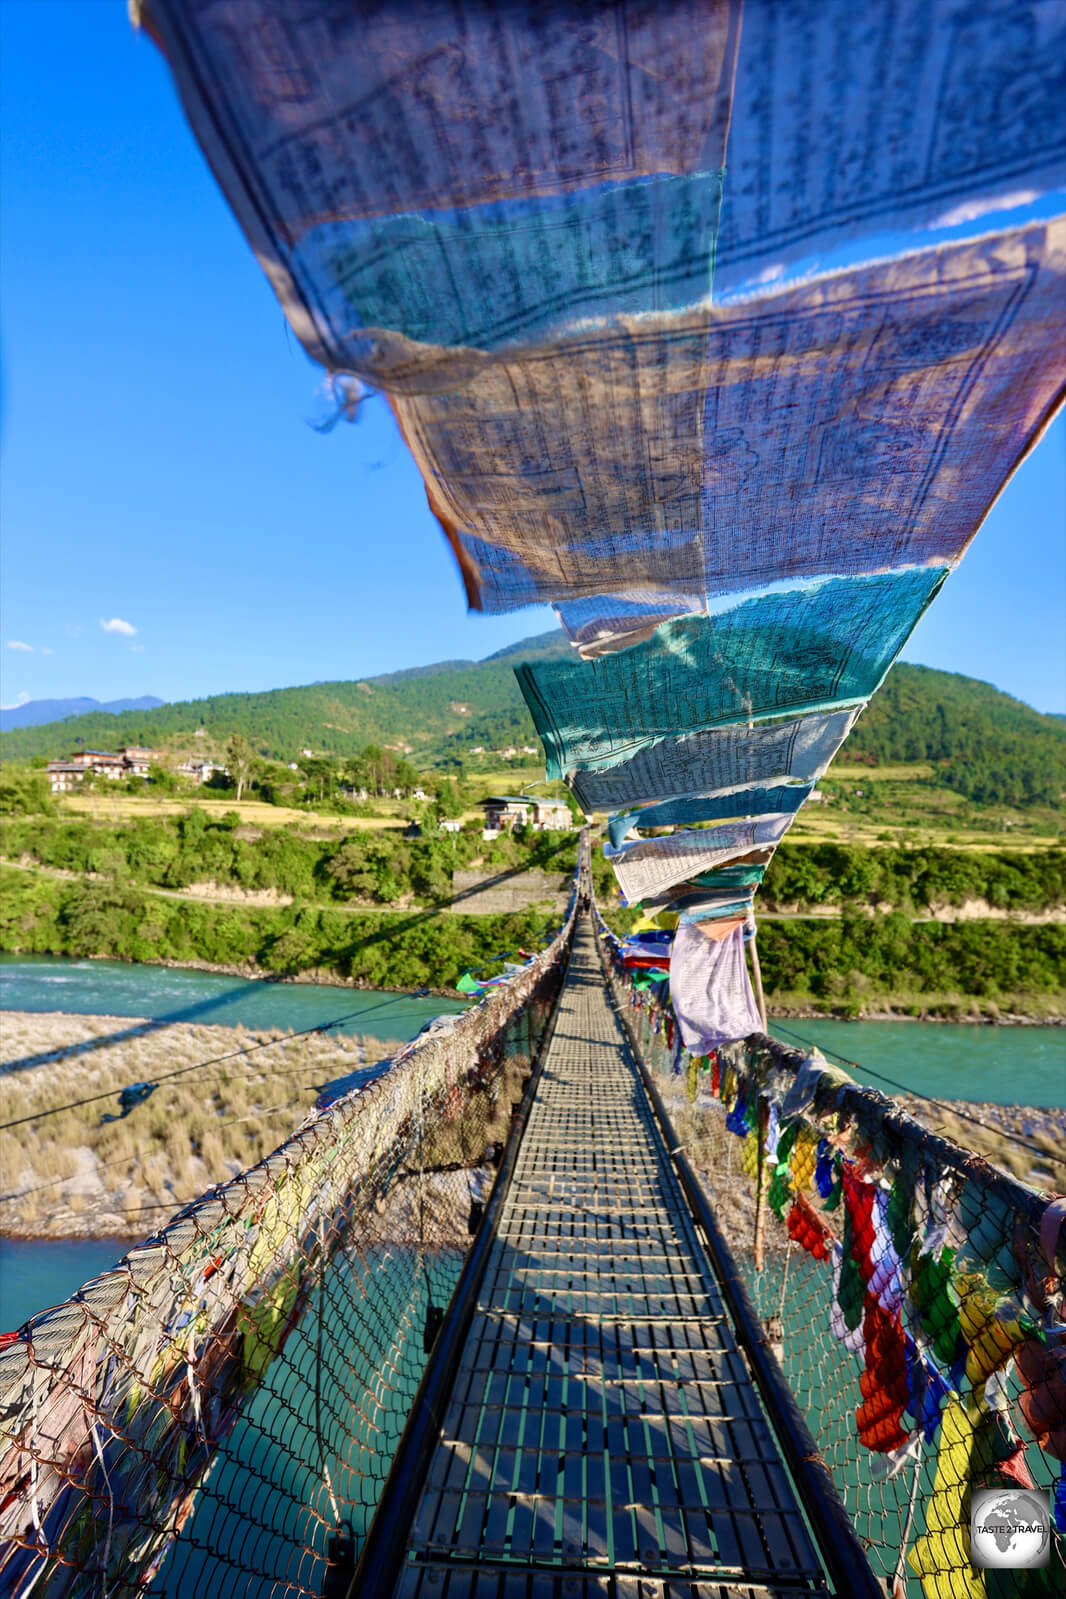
[828,764,937,781]
[59,763,572,830]
[784,811,1063,850]
[641,758,1062,850]
[62,793,409,831]
[791,762,1063,847]
[50,759,1062,850]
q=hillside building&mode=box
[482,796,574,832]
[177,759,227,785]
[482,796,531,831]
[531,798,574,830]
[121,746,156,777]
[68,749,125,779]
[45,762,87,794]
[47,746,160,792]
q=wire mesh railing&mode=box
[0,886,577,1599]
[597,908,1066,1597]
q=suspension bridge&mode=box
[2,2,1064,1594]
[1,861,1062,1596]
[364,913,855,1597]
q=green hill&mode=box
[0,630,568,768]
[839,664,1065,808]
[2,632,1062,809]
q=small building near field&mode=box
[68,749,125,779]
[177,759,227,785]
[47,746,158,791]
[120,746,157,777]
[45,761,85,793]
[531,798,574,831]
[482,796,533,831]
[482,796,574,832]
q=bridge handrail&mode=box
[0,859,582,1596]
[594,904,1066,1595]
[597,908,1054,1226]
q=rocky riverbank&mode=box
[38,949,465,999]
[891,1092,1066,1190]
[770,1003,1065,1025]
[0,1010,400,1238]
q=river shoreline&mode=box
[771,1003,1065,1026]
[58,950,465,998]
[2,989,1063,1240]
[9,949,1062,1024]
[2,1104,1061,1246]
[2,1231,142,1248]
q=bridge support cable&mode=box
[377,917,857,1597]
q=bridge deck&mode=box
[393,920,833,1597]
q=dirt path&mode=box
[2,858,572,916]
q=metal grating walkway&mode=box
[393,920,833,1598]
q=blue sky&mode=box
[2,0,1063,715]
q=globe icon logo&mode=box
[970,1487,1051,1569]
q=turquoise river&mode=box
[1,953,1062,1328]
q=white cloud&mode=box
[130,643,145,653]
[6,640,33,652]
[100,617,137,636]
[0,692,30,709]
[40,646,54,656]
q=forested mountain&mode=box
[840,665,1065,807]
[1,632,1062,808]
[0,630,569,767]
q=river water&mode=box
[1,954,1062,1327]
[769,1016,1065,1108]
[0,955,467,1327]
[0,952,465,1041]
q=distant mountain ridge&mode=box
[0,634,1061,808]
[0,695,164,732]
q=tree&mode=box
[265,908,323,974]
[147,761,178,793]
[297,754,336,803]
[227,734,255,802]
[0,769,56,817]
[394,756,422,794]
[58,882,144,956]
[435,777,467,820]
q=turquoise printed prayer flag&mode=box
[518,569,945,780]
[607,784,813,850]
